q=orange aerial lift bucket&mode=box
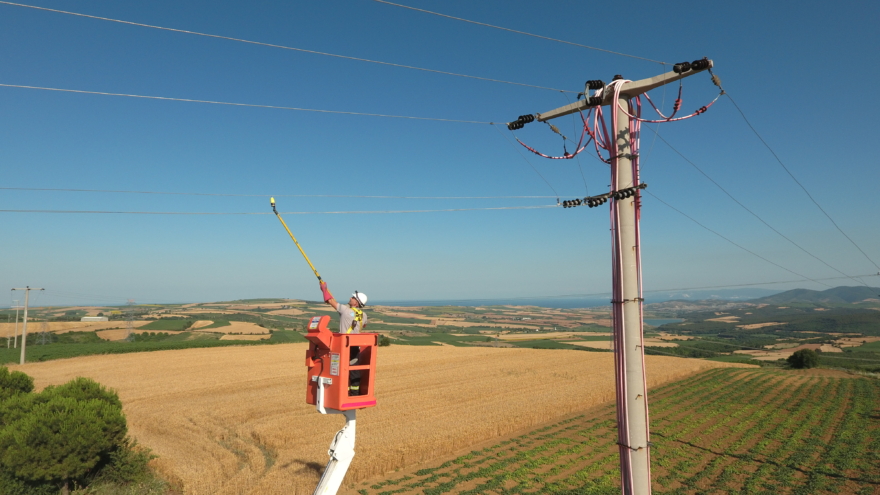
[305,314,378,411]
[304,314,378,495]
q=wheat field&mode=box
[11,344,748,494]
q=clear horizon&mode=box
[3,1,879,306]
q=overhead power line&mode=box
[644,192,833,288]
[725,92,880,272]
[0,205,559,215]
[0,83,493,124]
[0,186,559,200]
[648,128,871,289]
[493,125,559,199]
[577,131,841,289]
[0,1,572,93]
[370,0,667,65]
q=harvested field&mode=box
[11,345,746,495]
[737,321,785,330]
[497,332,605,340]
[706,316,740,322]
[191,321,269,335]
[267,308,304,316]
[566,340,612,349]
[191,320,215,329]
[835,336,880,347]
[736,343,843,361]
[0,321,122,334]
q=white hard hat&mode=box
[352,291,368,307]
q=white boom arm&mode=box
[313,409,357,495]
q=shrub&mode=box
[379,335,392,347]
[91,438,156,485]
[0,395,126,485]
[0,367,34,401]
[787,349,819,369]
[0,374,148,495]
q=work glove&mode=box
[320,281,333,303]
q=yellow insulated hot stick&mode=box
[270,197,322,282]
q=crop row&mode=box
[357,369,879,494]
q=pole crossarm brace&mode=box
[536,60,713,122]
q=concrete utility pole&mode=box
[536,62,712,495]
[11,287,45,365]
[10,300,21,348]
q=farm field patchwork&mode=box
[353,368,879,495]
[10,344,742,494]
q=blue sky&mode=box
[2,0,879,306]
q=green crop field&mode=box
[139,319,194,330]
[356,368,879,495]
[0,329,307,364]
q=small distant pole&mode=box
[11,300,21,348]
[11,287,45,365]
[125,299,135,341]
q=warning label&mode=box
[330,353,340,376]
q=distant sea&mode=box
[375,288,783,309]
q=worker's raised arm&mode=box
[320,281,339,310]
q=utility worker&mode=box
[320,281,368,395]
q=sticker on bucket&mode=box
[308,316,322,330]
[330,353,340,376]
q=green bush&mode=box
[0,372,158,494]
[787,348,820,369]
[379,335,391,347]
[90,438,156,485]
[0,396,127,488]
[0,367,34,401]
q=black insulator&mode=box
[639,182,648,189]
[507,121,524,130]
[586,80,605,90]
[613,74,624,81]
[587,96,603,106]
[673,61,691,74]
[575,199,582,205]
[691,59,710,70]
[517,114,535,124]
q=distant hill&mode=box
[751,286,880,305]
